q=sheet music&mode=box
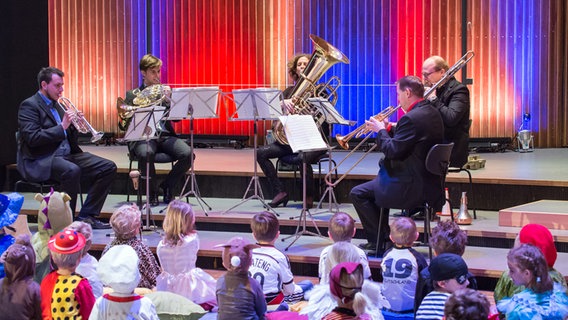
[124,106,166,141]
[168,87,219,120]
[279,115,328,153]
[306,97,355,126]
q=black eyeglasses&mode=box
[422,69,440,78]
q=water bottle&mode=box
[266,130,274,145]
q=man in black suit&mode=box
[17,67,116,229]
[120,54,192,205]
[350,75,444,255]
[422,56,470,168]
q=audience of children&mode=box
[319,212,371,285]
[156,200,217,308]
[216,236,267,320]
[443,288,491,320]
[415,253,470,320]
[494,223,567,304]
[91,245,159,319]
[103,204,160,289]
[323,262,372,320]
[249,211,311,307]
[0,234,41,319]
[40,228,95,319]
[414,220,478,311]
[381,217,427,317]
[68,221,103,298]
[497,243,568,319]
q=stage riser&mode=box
[6,170,568,212]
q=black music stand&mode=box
[222,88,283,216]
[306,97,354,214]
[124,106,166,231]
[171,87,220,215]
[280,115,328,250]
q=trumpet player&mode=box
[349,76,444,256]
[121,54,192,205]
[17,67,117,229]
[422,56,471,168]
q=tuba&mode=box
[272,34,350,145]
[117,84,171,130]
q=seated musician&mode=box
[256,53,329,208]
[119,54,193,205]
[349,75,444,256]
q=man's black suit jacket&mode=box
[17,92,82,182]
[373,99,445,210]
[432,77,470,168]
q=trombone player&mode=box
[17,67,117,229]
[349,76,444,256]
[119,54,193,205]
[422,55,471,168]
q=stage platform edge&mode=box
[499,200,568,230]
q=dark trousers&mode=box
[256,142,324,197]
[131,136,192,190]
[51,152,117,218]
[349,178,390,244]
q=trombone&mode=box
[57,97,104,143]
[324,50,475,187]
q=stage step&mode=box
[499,200,568,230]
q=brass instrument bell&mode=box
[454,191,473,225]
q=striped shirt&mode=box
[415,291,451,320]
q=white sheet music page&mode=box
[279,115,327,153]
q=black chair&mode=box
[276,152,336,201]
[375,143,454,259]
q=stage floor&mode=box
[82,145,568,186]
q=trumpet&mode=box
[325,50,475,187]
[57,97,104,143]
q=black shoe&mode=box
[160,183,173,204]
[149,193,159,206]
[77,216,111,230]
[268,192,289,208]
[358,242,377,251]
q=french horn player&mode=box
[117,54,192,205]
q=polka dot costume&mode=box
[51,274,82,318]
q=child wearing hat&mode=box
[415,253,470,320]
[90,245,158,319]
[0,234,41,320]
[103,204,160,289]
[494,223,567,304]
[215,236,266,320]
[0,192,25,278]
[40,228,95,319]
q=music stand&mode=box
[222,88,283,215]
[124,106,166,231]
[279,115,328,250]
[171,87,220,215]
[306,97,354,214]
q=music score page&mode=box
[279,115,328,153]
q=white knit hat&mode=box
[98,245,141,294]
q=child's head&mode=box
[217,237,259,274]
[430,220,467,256]
[47,228,86,271]
[163,200,196,246]
[67,221,93,256]
[507,243,552,293]
[329,262,368,315]
[444,288,490,320]
[325,241,362,279]
[98,245,141,294]
[250,211,280,243]
[389,217,418,247]
[514,223,557,268]
[429,253,470,293]
[110,204,141,240]
[0,234,36,287]
[328,212,356,242]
